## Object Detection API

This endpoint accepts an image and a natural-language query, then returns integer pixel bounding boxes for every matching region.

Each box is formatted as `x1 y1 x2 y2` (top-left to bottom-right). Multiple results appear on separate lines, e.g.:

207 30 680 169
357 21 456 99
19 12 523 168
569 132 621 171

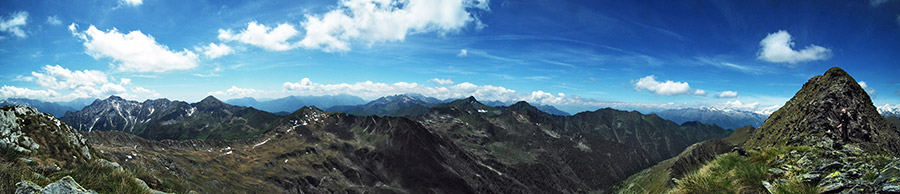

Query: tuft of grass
773 178 820 194
49 160 150 194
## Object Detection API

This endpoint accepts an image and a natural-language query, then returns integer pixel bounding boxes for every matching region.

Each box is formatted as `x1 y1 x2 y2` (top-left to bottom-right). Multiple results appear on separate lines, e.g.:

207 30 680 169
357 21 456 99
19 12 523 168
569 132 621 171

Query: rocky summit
745 67 900 155
619 67 900 194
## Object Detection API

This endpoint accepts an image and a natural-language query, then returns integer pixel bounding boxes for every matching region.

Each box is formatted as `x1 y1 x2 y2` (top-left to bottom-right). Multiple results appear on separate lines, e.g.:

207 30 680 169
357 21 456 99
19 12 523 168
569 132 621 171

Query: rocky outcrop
745 67 900 156
1 106 93 165
15 176 98 194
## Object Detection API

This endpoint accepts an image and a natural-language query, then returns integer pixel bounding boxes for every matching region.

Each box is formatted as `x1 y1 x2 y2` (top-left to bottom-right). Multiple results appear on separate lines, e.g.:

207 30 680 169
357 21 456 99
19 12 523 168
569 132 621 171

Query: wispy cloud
0 11 29 38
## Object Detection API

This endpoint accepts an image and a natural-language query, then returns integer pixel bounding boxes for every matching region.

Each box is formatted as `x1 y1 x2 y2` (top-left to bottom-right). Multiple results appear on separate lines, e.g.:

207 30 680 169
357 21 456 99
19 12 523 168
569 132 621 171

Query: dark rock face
61 96 278 140
745 67 900 155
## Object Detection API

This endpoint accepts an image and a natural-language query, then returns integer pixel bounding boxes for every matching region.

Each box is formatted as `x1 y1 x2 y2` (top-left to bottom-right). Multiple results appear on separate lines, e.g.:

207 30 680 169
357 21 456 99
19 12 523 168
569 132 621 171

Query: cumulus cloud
218 0 489 52
693 89 707 96
208 86 264 99
0 86 61 100
120 0 142 6
723 100 759 109
3 65 152 101
46 15 61 25
457 49 468 57
196 42 234 59
757 30 831 64
30 65 110 90
218 22 299 51
632 75 705 96
70 24 199 72
297 0 489 52
0 11 28 38
718 91 738 98
429 78 454 85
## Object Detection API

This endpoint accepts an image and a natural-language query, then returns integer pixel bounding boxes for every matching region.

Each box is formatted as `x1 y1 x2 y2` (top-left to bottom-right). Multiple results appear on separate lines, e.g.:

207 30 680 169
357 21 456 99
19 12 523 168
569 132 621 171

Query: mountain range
225 94 366 114
653 107 768 130
0 98 95 117
327 93 572 116
61 96 278 140
3 92 733 193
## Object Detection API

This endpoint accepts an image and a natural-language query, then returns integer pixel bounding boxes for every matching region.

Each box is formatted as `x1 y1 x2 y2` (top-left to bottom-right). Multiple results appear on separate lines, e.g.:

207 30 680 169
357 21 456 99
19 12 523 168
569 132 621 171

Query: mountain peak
744 67 900 155
105 95 126 102
195 95 228 109
508 101 539 112
465 96 477 103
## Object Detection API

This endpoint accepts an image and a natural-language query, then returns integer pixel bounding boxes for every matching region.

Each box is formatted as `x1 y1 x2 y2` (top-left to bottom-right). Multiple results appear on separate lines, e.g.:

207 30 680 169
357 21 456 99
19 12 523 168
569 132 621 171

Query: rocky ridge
744 67 900 155
1 105 169 194
61 95 278 140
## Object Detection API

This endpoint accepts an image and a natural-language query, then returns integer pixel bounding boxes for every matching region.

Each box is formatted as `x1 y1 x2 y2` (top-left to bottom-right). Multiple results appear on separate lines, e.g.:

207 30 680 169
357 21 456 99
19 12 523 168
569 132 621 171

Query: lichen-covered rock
0 105 93 165
14 181 42 194
15 176 98 194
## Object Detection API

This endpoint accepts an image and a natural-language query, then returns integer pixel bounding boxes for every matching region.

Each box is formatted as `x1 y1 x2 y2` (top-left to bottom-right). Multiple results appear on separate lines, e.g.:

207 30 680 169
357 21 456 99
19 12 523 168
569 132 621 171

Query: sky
0 0 899 114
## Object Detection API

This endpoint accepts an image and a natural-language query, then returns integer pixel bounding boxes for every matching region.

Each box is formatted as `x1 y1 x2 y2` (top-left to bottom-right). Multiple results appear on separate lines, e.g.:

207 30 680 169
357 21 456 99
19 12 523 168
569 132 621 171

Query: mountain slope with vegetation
1 105 170 193
619 67 900 194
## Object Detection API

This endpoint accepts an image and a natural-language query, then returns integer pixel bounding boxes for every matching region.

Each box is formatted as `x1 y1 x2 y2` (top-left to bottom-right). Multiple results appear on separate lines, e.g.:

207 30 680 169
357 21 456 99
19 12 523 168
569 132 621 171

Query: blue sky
1 0 899 114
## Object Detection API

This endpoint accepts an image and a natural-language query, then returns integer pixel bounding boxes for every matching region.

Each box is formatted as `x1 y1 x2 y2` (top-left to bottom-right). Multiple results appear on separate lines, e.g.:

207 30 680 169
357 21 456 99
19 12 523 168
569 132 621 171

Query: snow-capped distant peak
878 104 900 117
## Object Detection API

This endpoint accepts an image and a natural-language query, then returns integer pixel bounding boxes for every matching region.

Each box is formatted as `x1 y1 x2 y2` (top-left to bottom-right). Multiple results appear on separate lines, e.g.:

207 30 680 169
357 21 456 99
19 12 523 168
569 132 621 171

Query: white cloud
30 65 109 90
0 86 60 100
757 30 831 64
72 25 199 72
723 100 759 109
0 11 28 38
120 0 143 6
457 49 468 57
209 86 265 99
218 22 299 51
693 89 707 96
17 65 135 100
859 81 876 97
429 78 454 85
296 0 490 52
196 42 234 59
718 91 738 98
632 75 704 96
46 15 61 25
